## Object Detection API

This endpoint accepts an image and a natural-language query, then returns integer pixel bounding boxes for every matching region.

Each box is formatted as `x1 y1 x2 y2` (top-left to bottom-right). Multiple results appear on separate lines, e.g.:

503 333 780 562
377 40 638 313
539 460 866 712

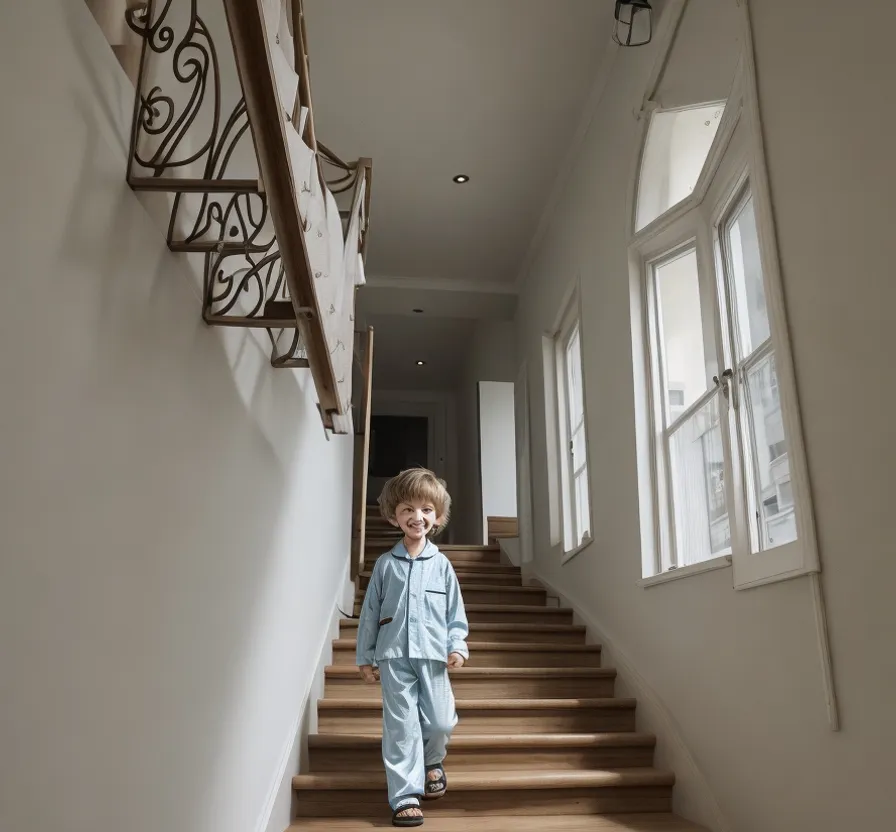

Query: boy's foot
423 765 447 800
392 798 424 827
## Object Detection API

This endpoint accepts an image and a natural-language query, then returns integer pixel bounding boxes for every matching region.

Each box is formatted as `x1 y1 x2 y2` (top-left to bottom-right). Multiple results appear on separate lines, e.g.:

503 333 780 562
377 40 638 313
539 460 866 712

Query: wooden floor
290 519 705 830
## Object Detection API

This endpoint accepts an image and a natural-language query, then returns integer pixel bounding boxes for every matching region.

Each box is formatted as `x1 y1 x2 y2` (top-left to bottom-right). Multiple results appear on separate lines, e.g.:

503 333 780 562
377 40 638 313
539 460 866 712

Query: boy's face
390 497 444 542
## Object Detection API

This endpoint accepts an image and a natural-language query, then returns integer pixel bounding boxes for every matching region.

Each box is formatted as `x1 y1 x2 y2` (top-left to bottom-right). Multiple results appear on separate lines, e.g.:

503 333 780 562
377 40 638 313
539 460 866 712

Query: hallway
3 2 895 832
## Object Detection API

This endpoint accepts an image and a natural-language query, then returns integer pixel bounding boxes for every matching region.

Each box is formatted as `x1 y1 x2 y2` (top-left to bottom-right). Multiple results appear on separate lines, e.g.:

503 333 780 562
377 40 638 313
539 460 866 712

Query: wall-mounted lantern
613 0 653 47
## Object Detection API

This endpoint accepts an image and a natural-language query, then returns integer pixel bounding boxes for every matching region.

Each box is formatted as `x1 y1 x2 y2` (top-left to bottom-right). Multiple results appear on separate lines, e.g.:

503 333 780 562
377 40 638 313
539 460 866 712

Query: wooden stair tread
339 621 583 634
288 815 706 831
333 640 600 653
359 569 522 580
364 542 500 551
325 666 612 679
319 698 636 711
294 767 674 791
309 732 655 749
465 604 567 613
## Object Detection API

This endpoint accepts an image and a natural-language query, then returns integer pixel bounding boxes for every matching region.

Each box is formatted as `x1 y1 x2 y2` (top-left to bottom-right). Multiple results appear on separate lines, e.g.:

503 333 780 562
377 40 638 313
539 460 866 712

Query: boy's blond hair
378 468 451 537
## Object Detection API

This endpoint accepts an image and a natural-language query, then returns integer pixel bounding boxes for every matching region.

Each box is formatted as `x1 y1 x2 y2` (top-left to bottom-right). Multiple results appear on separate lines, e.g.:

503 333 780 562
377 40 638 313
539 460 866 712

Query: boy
356 468 469 827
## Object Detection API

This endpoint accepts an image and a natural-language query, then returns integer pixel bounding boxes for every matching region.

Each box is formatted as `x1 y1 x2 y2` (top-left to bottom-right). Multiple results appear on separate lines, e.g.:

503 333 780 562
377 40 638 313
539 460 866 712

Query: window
634 67 819 589
719 191 797 559
555 299 592 556
646 245 728 569
636 103 726 231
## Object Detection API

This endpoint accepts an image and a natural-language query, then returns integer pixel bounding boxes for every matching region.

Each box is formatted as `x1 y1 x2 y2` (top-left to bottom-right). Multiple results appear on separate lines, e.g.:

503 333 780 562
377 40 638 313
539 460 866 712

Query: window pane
637 103 726 230
574 469 591 545
668 392 730 566
725 192 770 358
655 249 709 424
565 327 584 424
743 351 797 552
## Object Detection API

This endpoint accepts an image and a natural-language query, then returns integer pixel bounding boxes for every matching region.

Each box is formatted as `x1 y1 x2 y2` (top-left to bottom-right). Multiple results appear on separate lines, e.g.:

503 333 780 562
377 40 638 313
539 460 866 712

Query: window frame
554 291 594 561
710 167 817 588
632 61 820 589
641 224 731 575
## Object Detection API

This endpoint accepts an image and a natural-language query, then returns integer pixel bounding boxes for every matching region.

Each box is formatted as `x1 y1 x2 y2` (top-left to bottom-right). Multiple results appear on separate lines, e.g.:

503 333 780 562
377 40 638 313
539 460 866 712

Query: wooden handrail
222 0 340 417
350 327 375 579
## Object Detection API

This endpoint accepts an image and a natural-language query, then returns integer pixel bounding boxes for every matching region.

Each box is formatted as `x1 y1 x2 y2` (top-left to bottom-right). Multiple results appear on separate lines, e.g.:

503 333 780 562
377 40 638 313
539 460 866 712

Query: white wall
454 321 517 543
478 381 518 542
0 5 354 832
517 1 896 830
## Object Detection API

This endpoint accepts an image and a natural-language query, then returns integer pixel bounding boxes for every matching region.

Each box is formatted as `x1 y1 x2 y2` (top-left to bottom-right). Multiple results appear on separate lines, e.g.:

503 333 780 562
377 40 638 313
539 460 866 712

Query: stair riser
360 573 523 589
362 562 523 575
466 609 574 625
294 786 671 817
347 610 572 626
354 589 546 610
366 550 502 565
318 709 636 735
339 624 586 644
310 746 654 772
324 676 615 699
332 648 602 668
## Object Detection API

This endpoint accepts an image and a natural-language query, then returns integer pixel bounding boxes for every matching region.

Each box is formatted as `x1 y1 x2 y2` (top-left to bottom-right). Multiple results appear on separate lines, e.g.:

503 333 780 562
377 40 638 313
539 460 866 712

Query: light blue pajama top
355 540 470 667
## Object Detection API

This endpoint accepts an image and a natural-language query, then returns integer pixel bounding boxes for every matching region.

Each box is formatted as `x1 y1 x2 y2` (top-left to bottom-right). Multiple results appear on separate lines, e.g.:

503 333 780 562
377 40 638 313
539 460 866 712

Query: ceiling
364 314 477 390
304 0 614 290
302 1 616 390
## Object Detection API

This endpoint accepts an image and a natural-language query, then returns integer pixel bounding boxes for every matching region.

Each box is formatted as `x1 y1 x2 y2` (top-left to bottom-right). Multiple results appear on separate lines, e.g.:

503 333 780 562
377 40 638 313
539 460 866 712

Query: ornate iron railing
124 0 371 431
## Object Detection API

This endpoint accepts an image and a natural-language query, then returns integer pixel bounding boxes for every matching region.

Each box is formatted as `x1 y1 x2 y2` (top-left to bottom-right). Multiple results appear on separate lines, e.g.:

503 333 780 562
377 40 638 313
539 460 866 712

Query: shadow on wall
1 4 353 832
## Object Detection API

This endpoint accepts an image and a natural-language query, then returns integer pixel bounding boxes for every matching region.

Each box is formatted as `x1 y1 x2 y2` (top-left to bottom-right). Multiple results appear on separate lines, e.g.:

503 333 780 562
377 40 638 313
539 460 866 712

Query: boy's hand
359 665 380 683
447 652 465 669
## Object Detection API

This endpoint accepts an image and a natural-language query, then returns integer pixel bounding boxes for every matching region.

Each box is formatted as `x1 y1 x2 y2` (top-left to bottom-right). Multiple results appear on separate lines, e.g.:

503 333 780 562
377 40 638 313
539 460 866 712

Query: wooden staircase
289 516 706 831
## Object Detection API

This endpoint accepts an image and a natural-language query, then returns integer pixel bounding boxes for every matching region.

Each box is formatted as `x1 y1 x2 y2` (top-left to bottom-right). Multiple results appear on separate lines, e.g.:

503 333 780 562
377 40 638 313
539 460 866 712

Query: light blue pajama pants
379 658 458 810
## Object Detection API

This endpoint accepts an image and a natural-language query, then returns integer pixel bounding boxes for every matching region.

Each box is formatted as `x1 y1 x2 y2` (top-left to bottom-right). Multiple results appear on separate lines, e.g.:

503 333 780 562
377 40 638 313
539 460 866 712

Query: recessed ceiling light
416 360 426 366
452 174 470 184
412 308 424 314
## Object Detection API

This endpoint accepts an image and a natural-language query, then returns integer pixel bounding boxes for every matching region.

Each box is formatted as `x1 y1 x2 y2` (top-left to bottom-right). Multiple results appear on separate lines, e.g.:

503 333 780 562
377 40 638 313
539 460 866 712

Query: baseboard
255 563 355 832
526 569 732 832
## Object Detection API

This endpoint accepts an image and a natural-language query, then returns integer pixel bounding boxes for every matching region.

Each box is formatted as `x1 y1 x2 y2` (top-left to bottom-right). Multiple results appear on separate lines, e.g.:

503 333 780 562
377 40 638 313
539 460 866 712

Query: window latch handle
714 368 736 406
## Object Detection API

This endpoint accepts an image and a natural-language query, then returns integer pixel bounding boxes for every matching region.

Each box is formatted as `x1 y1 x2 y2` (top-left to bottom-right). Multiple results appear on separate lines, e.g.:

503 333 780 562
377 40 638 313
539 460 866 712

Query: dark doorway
369 415 429 477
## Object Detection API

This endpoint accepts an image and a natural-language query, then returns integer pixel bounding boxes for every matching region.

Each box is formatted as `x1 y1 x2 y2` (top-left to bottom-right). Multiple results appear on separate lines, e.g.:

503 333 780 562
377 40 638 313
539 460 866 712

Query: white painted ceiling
302 1 616 389
304 0 614 289
365 314 476 390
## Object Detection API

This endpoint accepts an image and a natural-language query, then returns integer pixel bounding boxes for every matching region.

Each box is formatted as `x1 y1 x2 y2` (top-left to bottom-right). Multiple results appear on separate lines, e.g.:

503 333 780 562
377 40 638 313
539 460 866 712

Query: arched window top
633 0 741 232
635 101 726 232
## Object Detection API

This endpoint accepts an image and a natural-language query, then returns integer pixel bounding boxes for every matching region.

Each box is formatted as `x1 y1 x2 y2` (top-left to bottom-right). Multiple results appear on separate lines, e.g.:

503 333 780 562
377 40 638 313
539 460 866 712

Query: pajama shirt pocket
424 587 447 633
